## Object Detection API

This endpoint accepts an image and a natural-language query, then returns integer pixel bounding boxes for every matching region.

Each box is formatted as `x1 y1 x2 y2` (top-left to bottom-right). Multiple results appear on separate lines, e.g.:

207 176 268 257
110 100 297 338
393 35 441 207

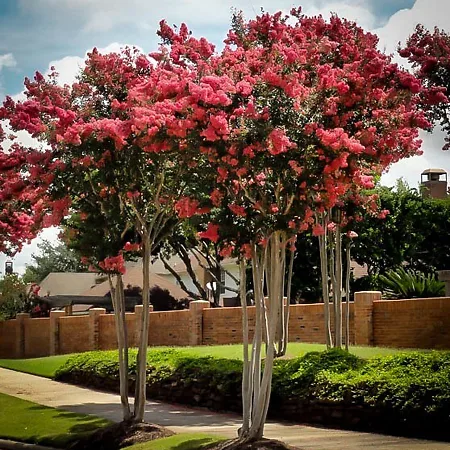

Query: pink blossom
312 223 325 237
229 204 247 216
175 197 201 218
267 128 295 155
123 242 141 252
198 223 220 243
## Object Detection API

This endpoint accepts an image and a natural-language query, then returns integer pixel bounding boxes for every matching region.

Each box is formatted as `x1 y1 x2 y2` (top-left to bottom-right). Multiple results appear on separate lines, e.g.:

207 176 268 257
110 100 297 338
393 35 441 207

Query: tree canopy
400 25 450 147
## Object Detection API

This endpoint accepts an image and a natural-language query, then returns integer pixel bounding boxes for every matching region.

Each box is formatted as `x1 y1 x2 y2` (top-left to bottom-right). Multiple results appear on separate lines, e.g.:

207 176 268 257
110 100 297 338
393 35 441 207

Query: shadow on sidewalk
58 400 243 428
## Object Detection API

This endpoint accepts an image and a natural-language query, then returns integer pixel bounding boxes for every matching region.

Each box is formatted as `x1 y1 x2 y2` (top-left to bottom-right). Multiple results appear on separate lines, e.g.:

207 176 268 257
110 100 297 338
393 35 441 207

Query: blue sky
1 0 450 274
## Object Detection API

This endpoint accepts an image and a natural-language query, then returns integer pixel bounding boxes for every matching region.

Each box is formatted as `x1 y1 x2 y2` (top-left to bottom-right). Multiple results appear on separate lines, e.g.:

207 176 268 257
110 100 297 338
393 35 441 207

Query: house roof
151 255 237 275
39 272 101 297
81 264 189 300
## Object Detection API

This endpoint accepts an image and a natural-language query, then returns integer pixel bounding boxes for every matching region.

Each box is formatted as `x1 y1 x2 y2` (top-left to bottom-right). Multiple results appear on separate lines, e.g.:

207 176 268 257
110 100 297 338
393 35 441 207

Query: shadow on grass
24 405 110 447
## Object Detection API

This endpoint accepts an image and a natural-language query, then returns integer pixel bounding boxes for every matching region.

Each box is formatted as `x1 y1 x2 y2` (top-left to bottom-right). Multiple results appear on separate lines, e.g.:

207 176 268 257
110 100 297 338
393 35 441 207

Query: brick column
354 291 380 346
134 304 154 347
89 308 106 351
16 313 30 358
189 300 210 346
49 310 66 355
437 270 450 297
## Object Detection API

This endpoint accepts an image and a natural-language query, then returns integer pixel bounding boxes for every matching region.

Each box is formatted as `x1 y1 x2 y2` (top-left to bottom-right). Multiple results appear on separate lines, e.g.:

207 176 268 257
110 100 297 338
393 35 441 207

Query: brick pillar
89 308 106 350
49 310 66 355
189 300 210 346
134 304 154 347
354 291 380 346
16 313 30 358
437 270 450 297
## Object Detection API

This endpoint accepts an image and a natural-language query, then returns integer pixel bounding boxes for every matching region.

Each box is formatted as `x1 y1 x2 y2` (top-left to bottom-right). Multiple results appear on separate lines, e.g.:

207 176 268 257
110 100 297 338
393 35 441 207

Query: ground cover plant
52 348 450 440
0 392 111 447
0 343 423 379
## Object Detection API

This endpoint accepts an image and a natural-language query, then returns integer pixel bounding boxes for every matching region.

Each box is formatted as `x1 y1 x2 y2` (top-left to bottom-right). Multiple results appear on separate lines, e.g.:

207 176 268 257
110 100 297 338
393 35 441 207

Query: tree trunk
345 240 351 351
239 232 287 442
334 225 343 349
239 259 251 437
318 213 332 348
108 274 131 421
134 233 151 422
276 244 294 357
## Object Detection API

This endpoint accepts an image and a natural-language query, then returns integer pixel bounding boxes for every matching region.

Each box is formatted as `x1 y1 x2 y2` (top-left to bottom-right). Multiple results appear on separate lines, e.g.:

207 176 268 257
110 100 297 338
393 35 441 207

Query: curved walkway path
0 368 447 449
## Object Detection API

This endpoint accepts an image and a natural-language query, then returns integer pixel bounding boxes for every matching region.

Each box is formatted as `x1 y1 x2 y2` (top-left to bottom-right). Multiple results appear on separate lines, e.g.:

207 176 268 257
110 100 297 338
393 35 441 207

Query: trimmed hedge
55 348 450 440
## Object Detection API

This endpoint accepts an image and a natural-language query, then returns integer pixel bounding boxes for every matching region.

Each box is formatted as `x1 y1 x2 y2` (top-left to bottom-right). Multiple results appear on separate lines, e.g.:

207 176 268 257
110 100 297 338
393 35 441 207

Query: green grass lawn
0 392 111 448
0 343 422 379
0 354 74 378
177 342 420 360
128 433 224 450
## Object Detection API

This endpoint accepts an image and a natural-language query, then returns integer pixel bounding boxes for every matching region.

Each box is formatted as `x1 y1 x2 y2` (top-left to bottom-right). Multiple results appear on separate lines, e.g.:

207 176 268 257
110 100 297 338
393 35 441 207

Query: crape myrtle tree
155 8 431 443
400 25 450 148
0 47 210 422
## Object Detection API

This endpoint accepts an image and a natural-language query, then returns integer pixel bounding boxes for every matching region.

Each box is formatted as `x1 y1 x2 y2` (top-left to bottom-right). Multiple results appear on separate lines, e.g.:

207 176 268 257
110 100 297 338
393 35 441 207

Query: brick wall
1 294 449 359
373 297 450 349
24 318 50 358
0 319 18 358
98 313 137 350
149 310 190 346
59 315 91 354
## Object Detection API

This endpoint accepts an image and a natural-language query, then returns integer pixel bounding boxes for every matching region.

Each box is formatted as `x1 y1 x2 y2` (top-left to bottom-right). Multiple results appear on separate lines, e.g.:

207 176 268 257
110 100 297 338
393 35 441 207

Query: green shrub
56 348 450 440
272 348 362 397
379 267 445 299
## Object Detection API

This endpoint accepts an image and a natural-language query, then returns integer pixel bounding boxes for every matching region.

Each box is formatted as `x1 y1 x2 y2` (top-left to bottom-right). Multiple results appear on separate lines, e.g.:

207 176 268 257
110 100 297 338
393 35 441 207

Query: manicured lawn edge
0 392 111 448
0 355 73 378
55 348 450 442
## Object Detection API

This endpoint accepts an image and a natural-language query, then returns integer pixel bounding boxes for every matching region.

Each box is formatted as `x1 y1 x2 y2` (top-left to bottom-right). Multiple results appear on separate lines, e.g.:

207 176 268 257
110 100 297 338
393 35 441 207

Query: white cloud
46 43 138 86
303 1 376 30
374 0 450 57
381 128 450 189
0 53 16 71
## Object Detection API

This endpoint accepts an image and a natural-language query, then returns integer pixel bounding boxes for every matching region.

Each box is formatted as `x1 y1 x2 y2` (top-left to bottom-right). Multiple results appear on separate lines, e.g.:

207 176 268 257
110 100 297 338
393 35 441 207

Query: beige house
38 272 101 297
151 256 240 306
81 263 188 300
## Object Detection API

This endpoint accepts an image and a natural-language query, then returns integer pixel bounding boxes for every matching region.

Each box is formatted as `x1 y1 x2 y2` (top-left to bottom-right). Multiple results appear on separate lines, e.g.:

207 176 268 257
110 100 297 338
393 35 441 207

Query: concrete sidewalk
0 368 447 449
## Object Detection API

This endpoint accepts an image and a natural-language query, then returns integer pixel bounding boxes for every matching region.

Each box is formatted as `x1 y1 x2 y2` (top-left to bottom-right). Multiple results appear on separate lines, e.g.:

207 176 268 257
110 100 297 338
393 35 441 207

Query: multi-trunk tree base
212 437 300 450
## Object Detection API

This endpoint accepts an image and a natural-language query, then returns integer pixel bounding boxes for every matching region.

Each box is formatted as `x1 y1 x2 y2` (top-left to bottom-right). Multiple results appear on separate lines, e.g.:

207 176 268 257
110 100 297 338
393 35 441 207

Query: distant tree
352 181 450 275
22 239 87 283
0 274 30 320
289 233 321 303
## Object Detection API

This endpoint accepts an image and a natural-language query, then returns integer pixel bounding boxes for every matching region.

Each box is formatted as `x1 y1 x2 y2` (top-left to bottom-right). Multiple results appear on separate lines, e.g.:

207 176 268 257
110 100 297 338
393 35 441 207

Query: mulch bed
67 420 174 449
208 438 301 449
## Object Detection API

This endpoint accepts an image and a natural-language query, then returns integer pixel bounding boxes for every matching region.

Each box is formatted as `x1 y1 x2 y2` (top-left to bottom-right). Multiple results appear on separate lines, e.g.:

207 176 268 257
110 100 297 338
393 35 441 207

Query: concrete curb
0 439 58 450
